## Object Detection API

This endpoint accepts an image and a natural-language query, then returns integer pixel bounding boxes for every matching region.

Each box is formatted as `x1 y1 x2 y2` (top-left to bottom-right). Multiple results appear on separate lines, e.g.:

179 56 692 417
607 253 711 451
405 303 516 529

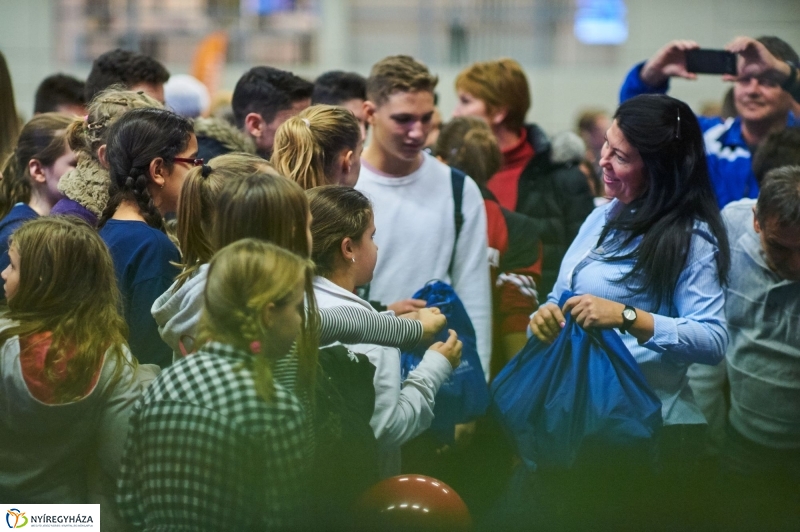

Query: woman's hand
431 329 462 369
529 303 566 344
563 294 654 343
562 294 625 329
641 40 700 86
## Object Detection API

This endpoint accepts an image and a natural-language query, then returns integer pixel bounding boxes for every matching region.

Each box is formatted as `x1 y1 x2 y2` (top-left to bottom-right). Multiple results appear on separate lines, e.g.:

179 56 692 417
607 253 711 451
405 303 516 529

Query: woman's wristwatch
619 305 637 334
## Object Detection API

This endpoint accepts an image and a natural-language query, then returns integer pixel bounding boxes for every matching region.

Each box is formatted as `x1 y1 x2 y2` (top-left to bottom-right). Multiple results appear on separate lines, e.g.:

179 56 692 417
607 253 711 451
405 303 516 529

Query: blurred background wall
1 0 798 134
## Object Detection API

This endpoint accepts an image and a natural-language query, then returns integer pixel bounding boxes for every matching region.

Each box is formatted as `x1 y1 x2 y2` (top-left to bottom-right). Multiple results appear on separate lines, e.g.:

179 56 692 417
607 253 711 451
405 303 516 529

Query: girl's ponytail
271 115 326 190
271 105 361 190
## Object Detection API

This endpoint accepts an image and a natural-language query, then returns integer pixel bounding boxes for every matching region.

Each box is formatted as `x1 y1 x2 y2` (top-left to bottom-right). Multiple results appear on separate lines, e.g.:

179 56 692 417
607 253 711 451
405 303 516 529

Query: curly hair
85 49 170 102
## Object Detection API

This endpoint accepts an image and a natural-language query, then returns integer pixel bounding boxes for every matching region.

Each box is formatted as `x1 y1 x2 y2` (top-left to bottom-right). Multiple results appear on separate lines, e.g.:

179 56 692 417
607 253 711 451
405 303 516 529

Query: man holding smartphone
619 36 798 208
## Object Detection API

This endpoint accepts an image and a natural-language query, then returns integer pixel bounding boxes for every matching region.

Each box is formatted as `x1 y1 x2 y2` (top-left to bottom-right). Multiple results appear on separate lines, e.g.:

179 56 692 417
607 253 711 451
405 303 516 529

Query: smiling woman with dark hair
532 94 730 416
528 95 731 523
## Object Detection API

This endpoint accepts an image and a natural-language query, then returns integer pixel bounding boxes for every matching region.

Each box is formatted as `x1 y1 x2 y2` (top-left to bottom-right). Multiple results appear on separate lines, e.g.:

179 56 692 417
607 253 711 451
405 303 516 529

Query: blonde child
118 239 312 530
0 217 157 503
271 104 363 189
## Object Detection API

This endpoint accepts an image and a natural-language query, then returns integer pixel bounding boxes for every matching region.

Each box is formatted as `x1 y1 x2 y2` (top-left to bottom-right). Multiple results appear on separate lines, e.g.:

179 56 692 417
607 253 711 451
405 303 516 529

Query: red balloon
352 474 472 532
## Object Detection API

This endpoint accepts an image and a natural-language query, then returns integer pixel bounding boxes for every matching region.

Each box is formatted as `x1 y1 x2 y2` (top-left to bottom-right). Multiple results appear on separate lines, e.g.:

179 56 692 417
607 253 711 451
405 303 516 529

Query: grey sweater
689 199 800 449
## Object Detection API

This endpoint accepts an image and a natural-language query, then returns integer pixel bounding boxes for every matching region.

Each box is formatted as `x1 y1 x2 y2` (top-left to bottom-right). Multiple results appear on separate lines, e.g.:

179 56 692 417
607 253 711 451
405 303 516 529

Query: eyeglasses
174 157 205 167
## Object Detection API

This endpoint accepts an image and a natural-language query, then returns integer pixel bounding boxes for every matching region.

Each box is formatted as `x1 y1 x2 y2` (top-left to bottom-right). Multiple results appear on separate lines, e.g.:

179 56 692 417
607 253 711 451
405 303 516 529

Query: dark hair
756 36 799 64
756 166 800 229
100 107 193 230
307 186 373 277
232 66 314 129
84 49 170 102
434 116 501 187
600 94 730 308
752 128 800 185
312 71 367 105
34 74 86 114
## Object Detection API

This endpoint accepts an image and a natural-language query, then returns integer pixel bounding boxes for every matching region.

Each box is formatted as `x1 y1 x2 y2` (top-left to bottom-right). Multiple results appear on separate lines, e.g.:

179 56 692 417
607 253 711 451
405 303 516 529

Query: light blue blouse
545 199 728 425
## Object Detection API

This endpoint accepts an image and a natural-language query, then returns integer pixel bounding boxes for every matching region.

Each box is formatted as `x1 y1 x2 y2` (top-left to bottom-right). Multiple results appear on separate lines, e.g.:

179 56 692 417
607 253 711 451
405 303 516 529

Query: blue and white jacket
620 62 798 209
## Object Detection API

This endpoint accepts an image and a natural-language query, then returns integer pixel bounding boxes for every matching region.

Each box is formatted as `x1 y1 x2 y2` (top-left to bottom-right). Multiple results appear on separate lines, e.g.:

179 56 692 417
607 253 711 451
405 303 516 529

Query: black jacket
514 125 595 302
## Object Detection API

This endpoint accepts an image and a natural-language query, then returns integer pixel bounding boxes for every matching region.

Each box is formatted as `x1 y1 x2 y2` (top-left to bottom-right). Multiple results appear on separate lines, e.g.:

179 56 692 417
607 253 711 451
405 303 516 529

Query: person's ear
340 236 356 263
261 302 276 329
149 157 166 189
244 113 265 139
28 159 46 184
490 107 508 127
363 100 377 126
97 144 109 169
341 149 354 176
753 206 762 234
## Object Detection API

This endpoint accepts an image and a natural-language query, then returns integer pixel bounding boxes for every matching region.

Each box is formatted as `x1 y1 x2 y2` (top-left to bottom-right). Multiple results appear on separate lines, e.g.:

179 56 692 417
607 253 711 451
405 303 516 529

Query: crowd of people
0 32 799 531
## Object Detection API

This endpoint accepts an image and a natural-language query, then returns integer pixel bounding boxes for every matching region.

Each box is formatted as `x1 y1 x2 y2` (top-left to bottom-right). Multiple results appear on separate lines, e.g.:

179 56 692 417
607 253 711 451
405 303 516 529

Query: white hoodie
151 265 210 362
313 276 453 477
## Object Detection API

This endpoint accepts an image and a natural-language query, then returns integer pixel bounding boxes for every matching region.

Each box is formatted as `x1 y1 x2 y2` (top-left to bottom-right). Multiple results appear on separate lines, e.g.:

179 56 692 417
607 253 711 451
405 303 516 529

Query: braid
128 169 165 231
233 307 275 402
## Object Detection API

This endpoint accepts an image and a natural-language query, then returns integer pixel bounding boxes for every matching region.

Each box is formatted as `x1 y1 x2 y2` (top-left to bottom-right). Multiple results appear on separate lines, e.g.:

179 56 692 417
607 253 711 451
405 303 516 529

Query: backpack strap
449 167 466 276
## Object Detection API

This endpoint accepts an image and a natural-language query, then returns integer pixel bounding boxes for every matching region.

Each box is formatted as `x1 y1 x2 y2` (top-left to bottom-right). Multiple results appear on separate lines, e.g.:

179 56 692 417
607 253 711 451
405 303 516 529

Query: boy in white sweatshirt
355 55 493 379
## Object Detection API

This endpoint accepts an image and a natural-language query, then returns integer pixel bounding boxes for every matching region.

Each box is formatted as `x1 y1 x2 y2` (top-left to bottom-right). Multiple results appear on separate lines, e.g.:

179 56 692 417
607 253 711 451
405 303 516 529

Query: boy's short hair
455 58 531 131
752 127 800 185
84 49 170 102
34 74 86 114
756 165 800 229
366 55 438 107
312 71 366 105
232 66 314 129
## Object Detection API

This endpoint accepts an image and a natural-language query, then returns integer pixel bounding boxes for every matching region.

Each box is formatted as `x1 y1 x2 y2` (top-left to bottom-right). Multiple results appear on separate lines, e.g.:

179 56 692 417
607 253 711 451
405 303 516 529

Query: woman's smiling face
599 120 647 204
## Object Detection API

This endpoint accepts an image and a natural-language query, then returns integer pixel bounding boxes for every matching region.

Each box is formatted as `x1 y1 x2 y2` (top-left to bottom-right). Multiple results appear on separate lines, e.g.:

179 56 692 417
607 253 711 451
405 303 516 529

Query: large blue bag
401 281 490 444
490 291 662 472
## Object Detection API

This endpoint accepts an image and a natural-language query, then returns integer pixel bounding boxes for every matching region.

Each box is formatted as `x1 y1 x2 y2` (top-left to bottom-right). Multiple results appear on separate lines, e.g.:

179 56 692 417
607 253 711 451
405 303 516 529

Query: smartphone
685 49 737 75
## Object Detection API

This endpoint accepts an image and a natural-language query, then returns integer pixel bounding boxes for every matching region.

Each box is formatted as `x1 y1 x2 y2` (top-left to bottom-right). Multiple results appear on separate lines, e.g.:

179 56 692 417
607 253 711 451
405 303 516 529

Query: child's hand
388 298 427 315
414 307 447 343
431 329 462 369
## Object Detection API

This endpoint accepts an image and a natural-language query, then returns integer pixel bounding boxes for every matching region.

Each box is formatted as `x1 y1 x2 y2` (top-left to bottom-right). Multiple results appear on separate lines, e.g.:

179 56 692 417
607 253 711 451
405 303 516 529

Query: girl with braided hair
50 87 162 225
118 239 313 531
99 107 197 367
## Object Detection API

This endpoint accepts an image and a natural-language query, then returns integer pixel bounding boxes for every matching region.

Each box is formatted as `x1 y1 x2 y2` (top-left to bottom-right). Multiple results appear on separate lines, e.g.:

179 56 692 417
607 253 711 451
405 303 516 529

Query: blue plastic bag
401 281 490 444
490 291 662 471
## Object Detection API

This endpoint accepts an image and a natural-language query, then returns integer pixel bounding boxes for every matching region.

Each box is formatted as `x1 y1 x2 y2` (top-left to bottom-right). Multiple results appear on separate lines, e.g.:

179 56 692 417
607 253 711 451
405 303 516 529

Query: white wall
1 0 798 133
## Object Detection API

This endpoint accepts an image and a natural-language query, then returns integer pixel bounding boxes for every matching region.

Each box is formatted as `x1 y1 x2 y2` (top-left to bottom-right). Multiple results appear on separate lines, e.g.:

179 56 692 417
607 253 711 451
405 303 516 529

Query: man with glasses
619 36 798 208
